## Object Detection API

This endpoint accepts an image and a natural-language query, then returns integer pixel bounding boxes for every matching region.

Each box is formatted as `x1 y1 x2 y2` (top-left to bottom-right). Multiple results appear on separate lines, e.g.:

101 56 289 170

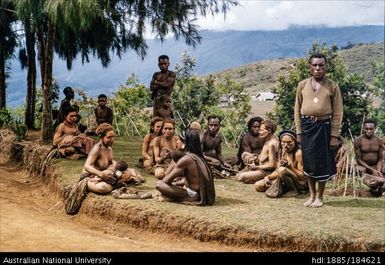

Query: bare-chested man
156 128 215 205
53 106 94 159
94 94 113 126
153 118 179 179
154 94 174 119
255 130 307 197
235 120 279 184
237 116 264 168
150 55 176 117
201 116 231 178
354 119 384 196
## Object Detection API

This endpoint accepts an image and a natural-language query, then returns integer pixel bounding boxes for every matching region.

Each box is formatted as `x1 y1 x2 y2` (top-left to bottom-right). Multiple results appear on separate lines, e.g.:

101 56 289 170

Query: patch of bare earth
0 160 253 252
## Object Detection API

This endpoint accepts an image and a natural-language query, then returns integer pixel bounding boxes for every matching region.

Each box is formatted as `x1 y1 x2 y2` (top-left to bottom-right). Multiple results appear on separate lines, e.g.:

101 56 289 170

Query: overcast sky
197 0 385 31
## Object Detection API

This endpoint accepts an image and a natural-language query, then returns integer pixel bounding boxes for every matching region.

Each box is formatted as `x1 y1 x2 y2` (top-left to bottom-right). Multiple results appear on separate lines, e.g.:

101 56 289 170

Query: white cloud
197 0 385 31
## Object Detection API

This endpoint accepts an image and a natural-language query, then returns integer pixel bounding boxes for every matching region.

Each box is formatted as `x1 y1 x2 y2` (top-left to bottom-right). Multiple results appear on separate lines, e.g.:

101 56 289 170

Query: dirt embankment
0 129 253 252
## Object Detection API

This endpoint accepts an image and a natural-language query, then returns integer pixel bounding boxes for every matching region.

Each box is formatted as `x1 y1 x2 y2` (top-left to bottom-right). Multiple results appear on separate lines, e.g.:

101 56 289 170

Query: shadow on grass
326 198 385 209
215 196 247 206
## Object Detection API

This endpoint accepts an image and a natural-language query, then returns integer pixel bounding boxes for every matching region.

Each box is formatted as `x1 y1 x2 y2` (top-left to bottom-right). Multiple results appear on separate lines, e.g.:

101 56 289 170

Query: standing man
150 55 176 117
294 53 343 208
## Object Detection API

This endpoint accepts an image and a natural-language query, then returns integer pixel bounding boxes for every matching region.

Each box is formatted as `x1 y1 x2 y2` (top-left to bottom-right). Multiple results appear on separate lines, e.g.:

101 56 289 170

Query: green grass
53 136 385 251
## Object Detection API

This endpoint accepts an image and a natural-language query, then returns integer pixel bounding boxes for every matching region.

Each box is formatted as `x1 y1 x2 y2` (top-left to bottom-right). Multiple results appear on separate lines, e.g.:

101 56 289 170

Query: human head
96 123 115 146
160 94 171 108
184 128 203 156
259 120 277 139
363 119 376 138
63 86 74 100
278 130 298 154
150 116 163 135
207 115 221 135
247 116 264 136
189 121 202 131
158 55 170 73
309 53 327 81
63 106 78 124
117 160 128 171
161 118 175 138
97 94 107 108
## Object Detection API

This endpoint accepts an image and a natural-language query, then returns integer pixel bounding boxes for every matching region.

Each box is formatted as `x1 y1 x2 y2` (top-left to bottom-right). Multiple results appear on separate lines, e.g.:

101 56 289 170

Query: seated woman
255 130 308 197
81 123 118 194
53 106 94 159
155 128 215 205
152 118 179 179
141 116 163 170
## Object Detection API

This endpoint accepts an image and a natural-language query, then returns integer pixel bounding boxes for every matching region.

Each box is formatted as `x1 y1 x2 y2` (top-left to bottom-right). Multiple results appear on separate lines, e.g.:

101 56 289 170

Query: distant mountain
6 25 384 107
210 42 384 95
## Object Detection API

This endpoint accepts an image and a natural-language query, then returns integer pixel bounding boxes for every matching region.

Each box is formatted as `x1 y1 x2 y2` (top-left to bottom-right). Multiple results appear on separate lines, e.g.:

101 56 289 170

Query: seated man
354 119 384 196
235 120 279 184
201 115 232 178
154 94 174 119
236 116 264 169
156 128 215 205
53 106 94 160
255 130 308 197
95 94 113 126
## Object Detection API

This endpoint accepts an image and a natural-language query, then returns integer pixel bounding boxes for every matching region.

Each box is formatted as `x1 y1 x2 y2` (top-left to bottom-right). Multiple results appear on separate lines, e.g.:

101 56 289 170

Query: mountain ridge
6 25 384 107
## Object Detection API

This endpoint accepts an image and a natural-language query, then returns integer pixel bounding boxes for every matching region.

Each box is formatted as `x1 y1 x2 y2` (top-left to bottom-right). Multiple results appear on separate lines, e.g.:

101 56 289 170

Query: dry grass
50 136 385 251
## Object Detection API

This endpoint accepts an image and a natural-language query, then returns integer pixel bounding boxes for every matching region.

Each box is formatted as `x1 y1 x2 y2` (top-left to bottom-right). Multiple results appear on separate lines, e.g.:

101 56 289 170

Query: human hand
330 136 339 150
223 162 231 169
264 176 271 186
280 159 290 167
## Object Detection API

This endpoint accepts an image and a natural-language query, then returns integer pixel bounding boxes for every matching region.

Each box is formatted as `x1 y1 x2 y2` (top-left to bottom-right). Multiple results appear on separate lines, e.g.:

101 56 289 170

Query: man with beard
255 130 307 197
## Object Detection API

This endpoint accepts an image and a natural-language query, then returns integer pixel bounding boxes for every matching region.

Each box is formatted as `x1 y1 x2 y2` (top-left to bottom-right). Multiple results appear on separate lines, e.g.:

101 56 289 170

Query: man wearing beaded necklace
294 53 343 208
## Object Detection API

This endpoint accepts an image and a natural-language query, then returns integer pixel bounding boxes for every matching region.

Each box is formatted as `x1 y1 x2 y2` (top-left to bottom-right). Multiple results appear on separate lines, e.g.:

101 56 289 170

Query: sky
196 0 385 31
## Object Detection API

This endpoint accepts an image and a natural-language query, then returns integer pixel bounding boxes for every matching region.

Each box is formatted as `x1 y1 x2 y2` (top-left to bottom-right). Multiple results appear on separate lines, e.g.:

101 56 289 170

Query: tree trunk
41 22 55 143
24 18 37 129
0 57 5 109
37 24 45 88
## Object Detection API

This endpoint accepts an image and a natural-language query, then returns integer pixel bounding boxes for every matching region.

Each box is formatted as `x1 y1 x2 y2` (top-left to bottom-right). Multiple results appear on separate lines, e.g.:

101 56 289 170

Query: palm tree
0 0 18 109
14 0 239 143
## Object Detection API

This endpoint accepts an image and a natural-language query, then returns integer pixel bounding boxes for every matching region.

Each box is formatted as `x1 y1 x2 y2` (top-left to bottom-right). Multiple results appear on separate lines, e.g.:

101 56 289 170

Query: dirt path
0 161 252 252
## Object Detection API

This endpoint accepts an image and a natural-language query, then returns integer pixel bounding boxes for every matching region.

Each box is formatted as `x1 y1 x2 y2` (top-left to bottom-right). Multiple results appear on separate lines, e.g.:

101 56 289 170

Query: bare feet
309 198 324 208
303 198 315 207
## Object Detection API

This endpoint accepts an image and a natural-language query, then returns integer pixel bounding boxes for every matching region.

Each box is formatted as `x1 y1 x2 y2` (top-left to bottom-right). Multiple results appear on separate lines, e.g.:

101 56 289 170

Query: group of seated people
53 87 385 209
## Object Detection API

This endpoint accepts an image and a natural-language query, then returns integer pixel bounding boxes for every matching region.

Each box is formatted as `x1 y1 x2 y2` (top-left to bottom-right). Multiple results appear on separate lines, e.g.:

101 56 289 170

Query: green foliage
0 108 27 141
109 75 152 137
269 42 371 137
172 53 250 146
34 79 60 129
372 61 385 134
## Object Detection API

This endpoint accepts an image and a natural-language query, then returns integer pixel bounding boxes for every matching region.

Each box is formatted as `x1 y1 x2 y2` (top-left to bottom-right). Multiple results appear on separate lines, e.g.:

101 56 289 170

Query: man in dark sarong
294 53 343 207
156 128 215 206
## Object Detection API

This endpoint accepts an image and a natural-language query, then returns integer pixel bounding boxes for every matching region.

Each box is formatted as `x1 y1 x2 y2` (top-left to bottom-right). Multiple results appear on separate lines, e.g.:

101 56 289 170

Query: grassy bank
51 135 385 251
